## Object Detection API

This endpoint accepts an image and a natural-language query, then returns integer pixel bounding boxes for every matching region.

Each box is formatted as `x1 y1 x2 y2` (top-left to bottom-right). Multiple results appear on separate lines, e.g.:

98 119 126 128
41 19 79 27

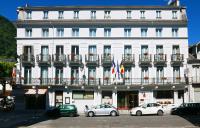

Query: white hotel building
15 2 190 112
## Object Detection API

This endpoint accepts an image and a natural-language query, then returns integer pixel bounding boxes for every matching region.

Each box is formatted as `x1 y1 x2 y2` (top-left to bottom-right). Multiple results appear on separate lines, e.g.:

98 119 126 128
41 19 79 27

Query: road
16 115 200 128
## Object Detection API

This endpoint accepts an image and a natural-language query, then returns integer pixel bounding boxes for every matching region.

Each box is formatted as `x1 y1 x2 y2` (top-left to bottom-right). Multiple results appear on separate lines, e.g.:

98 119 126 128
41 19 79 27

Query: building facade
16 2 190 112
188 42 200 103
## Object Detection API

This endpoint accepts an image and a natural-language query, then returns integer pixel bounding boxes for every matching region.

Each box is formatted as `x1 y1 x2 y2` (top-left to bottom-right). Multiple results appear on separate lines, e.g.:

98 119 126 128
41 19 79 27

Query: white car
130 103 164 116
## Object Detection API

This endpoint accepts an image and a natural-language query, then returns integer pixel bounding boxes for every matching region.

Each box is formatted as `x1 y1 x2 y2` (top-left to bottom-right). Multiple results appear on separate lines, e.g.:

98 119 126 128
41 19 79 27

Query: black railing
85 54 99 64
122 54 135 63
171 54 184 62
21 54 35 65
154 54 167 62
52 54 66 65
36 54 51 64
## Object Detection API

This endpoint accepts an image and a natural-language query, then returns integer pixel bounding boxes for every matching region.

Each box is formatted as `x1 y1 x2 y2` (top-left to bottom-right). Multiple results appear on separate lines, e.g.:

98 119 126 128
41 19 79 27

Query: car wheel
88 111 94 117
110 111 117 116
157 110 163 116
136 111 142 116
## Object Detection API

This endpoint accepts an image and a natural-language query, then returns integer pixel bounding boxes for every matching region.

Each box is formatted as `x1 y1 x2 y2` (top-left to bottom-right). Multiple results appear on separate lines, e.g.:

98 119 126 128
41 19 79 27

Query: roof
17 5 185 11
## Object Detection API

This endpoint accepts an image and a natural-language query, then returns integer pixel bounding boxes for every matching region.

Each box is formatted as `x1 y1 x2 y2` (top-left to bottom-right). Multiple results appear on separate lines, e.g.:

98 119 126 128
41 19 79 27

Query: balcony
139 54 152 66
121 54 135 67
20 54 35 66
85 54 99 67
52 54 66 66
101 54 113 67
171 54 184 66
16 77 188 86
154 54 167 66
68 54 83 67
36 54 51 66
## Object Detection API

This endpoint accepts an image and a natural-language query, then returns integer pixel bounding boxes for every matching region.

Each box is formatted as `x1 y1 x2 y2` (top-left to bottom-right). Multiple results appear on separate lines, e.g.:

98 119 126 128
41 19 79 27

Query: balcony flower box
144 77 149 80
161 77 167 80
89 77 95 80
104 77 109 80
176 77 181 80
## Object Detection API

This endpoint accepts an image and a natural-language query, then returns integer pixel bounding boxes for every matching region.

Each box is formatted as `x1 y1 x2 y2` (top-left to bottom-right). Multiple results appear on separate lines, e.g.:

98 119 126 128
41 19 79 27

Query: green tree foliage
0 15 16 59
0 62 15 77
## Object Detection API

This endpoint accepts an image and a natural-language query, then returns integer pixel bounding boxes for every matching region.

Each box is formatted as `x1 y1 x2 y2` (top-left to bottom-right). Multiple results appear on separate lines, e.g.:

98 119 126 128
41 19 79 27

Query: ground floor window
25 95 46 109
102 91 112 104
72 91 94 99
153 90 174 99
178 90 184 99
55 91 63 107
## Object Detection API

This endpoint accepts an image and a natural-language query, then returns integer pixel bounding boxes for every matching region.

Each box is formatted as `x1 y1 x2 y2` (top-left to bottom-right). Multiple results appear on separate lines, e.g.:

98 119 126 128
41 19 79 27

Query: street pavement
13 114 200 128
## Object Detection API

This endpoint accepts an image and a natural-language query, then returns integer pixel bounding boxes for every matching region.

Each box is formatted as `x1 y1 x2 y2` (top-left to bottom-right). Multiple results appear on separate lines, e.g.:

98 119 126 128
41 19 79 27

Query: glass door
89 45 97 62
55 67 63 85
71 67 79 85
156 67 164 83
71 46 79 61
88 68 96 85
124 45 132 61
41 67 48 85
124 68 131 85
104 46 111 62
141 45 148 61
24 67 31 84
41 46 49 62
141 67 149 84
56 45 63 61
24 46 33 61
173 67 180 83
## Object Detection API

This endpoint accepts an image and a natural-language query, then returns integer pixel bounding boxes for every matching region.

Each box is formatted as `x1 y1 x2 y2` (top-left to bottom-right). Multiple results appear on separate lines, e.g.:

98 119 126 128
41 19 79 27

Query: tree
0 15 16 59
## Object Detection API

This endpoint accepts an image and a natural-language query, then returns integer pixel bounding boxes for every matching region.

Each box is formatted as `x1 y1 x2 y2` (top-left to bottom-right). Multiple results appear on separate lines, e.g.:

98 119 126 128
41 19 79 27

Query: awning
25 89 47 95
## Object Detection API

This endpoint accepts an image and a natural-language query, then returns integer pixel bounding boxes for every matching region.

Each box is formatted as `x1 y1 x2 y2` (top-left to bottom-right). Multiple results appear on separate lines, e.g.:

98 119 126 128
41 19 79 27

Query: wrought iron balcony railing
171 54 184 62
20 54 35 66
68 54 82 67
36 54 51 65
85 54 99 67
121 54 135 66
52 54 66 66
15 77 188 86
101 54 113 67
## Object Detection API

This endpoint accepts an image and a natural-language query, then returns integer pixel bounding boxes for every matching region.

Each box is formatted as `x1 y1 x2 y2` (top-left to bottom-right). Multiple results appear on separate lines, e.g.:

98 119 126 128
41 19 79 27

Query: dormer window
43 11 48 19
156 11 161 19
140 11 145 19
127 11 132 19
58 11 64 19
74 11 79 19
26 11 32 19
91 11 96 19
104 11 111 19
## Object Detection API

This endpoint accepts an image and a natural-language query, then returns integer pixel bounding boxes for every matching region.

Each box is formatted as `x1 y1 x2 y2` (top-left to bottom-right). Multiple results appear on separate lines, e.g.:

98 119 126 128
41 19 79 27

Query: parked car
130 103 164 116
171 103 200 115
84 104 119 117
46 104 78 117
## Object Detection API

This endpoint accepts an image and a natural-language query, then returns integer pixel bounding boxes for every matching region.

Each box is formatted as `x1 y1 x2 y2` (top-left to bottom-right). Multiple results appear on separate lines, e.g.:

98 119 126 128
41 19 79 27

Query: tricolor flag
120 64 124 75
117 61 120 79
111 59 115 74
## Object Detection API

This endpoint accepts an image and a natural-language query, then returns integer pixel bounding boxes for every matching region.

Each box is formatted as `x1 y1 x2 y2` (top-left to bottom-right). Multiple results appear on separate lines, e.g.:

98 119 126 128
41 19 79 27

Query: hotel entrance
117 91 138 110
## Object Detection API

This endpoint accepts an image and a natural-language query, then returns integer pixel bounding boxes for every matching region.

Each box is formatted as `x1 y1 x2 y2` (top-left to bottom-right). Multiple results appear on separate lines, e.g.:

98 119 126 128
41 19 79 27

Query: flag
120 64 124 75
168 0 177 5
120 64 125 78
117 61 120 79
111 59 115 74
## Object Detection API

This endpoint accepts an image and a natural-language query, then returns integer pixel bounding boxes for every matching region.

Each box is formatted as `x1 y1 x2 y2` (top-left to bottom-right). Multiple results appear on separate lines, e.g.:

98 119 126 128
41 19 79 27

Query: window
57 28 64 37
104 28 111 37
24 66 32 84
141 67 149 84
72 28 79 37
156 28 162 37
55 67 63 85
127 11 131 19
91 11 96 19
172 11 177 19
124 28 131 37
104 11 111 19
173 67 180 83
156 67 164 83
154 91 173 99
74 11 79 19
140 11 145 19
41 66 48 85
42 28 49 37
156 11 161 19
72 91 94 99
178 90 184 99
141 28 148 37
25 28 32 37
43 11 48 19
26 11 32 19
58 11 64 19
89 28 96 37
172 28 178 37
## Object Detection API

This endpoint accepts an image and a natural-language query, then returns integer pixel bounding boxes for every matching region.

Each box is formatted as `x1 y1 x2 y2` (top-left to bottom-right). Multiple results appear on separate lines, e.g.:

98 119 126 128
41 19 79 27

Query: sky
0 0 199 45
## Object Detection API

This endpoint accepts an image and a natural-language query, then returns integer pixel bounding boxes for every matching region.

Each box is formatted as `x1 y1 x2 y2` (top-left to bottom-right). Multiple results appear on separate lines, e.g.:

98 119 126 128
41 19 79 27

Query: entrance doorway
117 91 138 110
